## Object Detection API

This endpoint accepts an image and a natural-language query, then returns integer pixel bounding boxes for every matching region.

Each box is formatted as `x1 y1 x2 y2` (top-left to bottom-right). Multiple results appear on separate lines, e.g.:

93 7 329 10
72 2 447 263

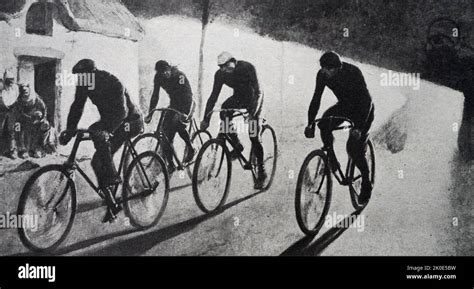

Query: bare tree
196 0 212 119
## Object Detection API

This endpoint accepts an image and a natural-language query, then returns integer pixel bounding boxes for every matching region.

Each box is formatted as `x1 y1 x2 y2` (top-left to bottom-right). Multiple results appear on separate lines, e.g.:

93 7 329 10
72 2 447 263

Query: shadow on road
82 191 265 256
76 182 193 214
280 208 365 256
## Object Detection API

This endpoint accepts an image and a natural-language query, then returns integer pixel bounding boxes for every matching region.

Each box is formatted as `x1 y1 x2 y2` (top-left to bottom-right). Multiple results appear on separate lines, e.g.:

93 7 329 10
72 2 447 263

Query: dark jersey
149 67 193 113
15 95 46 122
66 70 139 132
308 62 373 124
204 60 261 120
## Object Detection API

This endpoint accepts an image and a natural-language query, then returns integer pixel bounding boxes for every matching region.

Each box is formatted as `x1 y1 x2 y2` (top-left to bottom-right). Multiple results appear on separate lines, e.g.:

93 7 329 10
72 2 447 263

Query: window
26 2 53 36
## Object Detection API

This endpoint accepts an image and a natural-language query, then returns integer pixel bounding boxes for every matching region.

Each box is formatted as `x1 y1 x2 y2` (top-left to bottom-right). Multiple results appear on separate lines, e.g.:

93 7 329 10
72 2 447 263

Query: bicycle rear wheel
123 151 169 229
250 123 278 191
192 139 231 213
17 165 76 252
348 139 375 210
295 150 332 236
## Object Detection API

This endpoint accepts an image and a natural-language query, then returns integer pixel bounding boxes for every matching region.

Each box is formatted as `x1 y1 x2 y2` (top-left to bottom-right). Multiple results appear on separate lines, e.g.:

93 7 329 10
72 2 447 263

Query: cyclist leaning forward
146 60 196 173
304 51 375 204
200 52 267 189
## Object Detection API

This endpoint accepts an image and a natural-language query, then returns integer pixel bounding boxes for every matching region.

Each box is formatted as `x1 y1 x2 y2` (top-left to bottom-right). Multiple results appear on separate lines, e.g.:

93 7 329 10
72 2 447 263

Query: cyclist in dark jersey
200 52 266 189
305 51 375 204
59 59 143 223
146 60 195 172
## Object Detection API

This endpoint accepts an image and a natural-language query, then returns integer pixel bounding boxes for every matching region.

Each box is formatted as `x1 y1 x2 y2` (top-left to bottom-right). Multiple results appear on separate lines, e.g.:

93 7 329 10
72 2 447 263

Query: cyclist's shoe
254 167 268 190
229 143 244 160
183 147 196 164
358 178 372 205
102 203 123 223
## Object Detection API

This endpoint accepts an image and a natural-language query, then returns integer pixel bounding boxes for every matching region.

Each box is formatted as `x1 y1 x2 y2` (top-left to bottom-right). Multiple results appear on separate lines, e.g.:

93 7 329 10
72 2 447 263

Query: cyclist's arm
66 86 87 131
149 74 161 115
203 72 224 122
354 68 373 127
308 71 326 126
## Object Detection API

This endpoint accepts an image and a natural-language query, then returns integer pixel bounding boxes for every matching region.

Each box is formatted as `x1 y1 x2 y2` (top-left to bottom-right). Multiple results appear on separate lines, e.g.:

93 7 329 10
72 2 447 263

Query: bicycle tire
17 165 77 253
123 151 170 229
192 138 232 213
295 150 332 236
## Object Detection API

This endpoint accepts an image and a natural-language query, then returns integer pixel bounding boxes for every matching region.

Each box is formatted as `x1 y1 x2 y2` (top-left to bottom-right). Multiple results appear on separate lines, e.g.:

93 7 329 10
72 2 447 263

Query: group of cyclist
58 50 374 223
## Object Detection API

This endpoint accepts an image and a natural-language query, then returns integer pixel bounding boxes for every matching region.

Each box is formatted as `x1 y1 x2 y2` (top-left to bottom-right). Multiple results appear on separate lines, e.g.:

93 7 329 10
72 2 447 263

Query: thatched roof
1 0 145 41
58 0 145 41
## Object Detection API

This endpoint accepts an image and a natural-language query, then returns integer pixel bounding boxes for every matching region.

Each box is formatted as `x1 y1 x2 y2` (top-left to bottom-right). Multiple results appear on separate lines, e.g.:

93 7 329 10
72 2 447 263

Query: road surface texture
0 17 471 256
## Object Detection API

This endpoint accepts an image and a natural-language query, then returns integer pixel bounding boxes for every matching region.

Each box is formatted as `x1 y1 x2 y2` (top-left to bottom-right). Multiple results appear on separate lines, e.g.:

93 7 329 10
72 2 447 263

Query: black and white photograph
0 0 472 288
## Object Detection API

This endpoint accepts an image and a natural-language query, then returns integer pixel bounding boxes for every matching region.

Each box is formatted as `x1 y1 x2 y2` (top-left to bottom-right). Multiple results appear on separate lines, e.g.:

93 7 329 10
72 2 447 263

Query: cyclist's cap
320 51 343 69
217 51 235 66
73 59 96 74
155 60 170 72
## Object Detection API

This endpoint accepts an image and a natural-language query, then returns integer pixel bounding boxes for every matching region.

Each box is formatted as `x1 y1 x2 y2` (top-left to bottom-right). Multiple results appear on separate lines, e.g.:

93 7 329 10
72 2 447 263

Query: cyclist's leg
347 105 374 200
219 96 244 150
317 104 345 149
248 101 266 186
161 111 179 169
172 102 194 152
89 122 120 189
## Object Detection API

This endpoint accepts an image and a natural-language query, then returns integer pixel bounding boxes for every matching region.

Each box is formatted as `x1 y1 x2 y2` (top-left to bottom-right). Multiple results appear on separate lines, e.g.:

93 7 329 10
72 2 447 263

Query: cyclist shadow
75 182 194 214
280 208 365 256
71 191 265 256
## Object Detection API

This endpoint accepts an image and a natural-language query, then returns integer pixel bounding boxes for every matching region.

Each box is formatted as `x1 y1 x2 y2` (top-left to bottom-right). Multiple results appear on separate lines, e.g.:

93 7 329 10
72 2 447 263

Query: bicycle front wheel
17 165 76 253
192 139 231 213
123 151 169 229
251 123 278 191
295 150 332 236
185 130 212 178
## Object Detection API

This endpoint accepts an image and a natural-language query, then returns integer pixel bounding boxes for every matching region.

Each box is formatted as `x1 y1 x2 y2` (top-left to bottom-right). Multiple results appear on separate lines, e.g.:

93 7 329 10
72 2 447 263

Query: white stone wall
0 5 141 132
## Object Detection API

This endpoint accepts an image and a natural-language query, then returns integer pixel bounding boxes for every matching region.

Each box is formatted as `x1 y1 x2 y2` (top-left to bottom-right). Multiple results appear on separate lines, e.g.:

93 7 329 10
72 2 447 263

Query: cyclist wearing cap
59 59 143 223
200 52 267 189
305 51 375 204
146 60 195 171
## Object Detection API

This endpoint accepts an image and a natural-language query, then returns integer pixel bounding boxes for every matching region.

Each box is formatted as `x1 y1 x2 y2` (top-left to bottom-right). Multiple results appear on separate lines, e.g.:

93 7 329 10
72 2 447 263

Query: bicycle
131 104 212 179
17 123 170 252
295 116 375 236
192 109 278 213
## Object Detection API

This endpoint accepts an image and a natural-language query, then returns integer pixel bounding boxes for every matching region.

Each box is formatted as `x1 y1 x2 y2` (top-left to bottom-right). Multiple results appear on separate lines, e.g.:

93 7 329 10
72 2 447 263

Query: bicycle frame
312 116 358 186
59 130 153 207
148 107 204 170
208 109 260 179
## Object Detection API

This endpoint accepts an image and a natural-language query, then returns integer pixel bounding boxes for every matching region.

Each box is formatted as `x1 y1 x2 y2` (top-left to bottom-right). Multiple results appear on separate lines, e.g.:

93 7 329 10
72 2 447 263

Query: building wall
0 3 141 133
